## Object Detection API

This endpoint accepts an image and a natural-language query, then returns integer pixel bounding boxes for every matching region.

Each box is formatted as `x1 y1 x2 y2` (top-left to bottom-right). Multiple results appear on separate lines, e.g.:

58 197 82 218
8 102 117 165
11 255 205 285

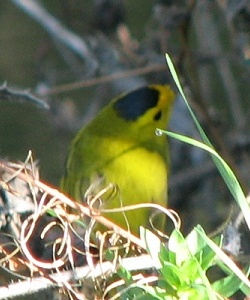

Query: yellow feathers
61 85 175 235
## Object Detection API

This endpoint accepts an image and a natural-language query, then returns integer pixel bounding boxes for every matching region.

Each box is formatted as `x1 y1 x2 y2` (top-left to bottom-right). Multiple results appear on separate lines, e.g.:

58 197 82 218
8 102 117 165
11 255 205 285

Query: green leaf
168 230 191 266
117 266 133 284
140 227 162 268
180 257 200 282
212 268 250 297
160 261 183 287
165 53 250 231
185 227 204 255
195 226 250 290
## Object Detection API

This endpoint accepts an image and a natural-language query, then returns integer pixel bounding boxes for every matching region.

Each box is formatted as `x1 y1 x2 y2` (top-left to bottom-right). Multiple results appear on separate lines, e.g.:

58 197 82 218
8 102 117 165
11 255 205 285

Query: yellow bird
61 85 175 235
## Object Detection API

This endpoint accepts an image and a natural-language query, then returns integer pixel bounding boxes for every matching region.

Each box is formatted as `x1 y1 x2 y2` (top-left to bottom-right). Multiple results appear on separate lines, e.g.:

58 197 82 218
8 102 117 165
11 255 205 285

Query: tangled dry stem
0 153 180 299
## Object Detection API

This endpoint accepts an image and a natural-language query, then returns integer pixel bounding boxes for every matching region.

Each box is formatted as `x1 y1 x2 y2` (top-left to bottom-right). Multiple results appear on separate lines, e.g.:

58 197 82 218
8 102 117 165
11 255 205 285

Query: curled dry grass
0 152 179 299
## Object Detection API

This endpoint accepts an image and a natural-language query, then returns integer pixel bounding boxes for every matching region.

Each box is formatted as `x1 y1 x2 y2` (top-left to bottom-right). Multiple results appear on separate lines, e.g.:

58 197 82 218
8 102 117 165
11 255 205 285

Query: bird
61 84 175 235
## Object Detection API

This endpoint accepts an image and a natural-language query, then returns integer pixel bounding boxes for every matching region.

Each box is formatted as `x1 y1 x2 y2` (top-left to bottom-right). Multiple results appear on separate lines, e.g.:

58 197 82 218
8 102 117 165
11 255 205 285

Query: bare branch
0 82 49 109
0 254 157 299
11 0 98 76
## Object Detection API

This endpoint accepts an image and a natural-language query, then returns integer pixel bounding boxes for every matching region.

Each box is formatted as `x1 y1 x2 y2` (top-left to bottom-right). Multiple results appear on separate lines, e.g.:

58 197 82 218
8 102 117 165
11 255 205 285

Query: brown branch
0 161 145 249
46 63 167 95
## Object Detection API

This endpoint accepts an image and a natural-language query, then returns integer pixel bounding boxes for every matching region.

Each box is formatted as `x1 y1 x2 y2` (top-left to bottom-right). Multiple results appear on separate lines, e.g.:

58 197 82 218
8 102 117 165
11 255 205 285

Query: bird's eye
154 110 162 121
